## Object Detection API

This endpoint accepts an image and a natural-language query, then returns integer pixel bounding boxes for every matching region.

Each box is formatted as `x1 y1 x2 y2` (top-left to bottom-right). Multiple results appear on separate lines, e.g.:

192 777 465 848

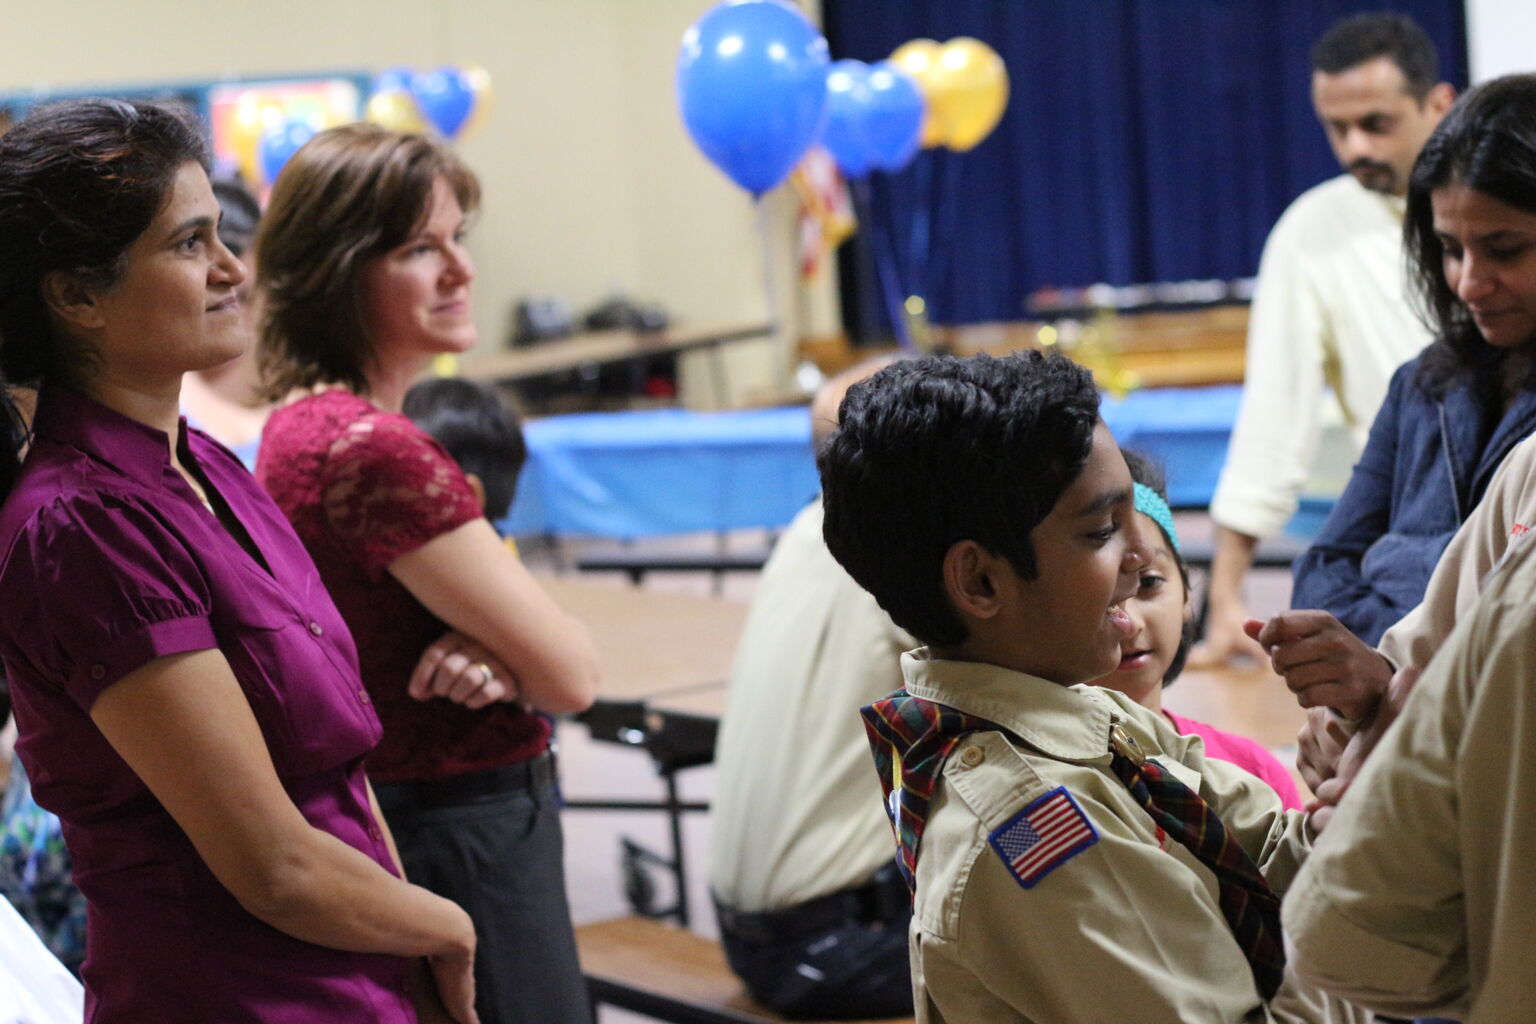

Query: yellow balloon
459 64 494 139
230 93 282 187
929 37 1009 152
889 39 946 148
366 90 427 134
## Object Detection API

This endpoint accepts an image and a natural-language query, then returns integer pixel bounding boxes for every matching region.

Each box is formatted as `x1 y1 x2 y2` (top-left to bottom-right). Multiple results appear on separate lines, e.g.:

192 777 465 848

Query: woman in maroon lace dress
252 124 600 1024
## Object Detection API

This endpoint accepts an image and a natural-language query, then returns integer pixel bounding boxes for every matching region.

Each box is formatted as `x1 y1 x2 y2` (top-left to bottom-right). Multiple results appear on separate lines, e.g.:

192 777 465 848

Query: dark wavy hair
255 124 480 401
819 351 1101 646
0 98 208 501
1406 74 1536 398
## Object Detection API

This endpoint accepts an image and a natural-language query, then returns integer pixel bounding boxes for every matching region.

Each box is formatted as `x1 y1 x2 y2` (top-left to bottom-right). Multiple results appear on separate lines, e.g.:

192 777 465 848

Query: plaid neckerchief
1108 725 1286 1001
860 689 1000 894
864 689 1287 1003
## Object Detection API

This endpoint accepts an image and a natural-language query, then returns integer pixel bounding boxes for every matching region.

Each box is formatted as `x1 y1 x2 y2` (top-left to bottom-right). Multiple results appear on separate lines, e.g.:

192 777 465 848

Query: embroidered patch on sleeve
988 786 1098 890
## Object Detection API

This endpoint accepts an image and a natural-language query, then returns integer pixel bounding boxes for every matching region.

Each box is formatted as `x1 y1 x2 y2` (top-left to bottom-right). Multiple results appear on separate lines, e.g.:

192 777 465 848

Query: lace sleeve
319 412 485 577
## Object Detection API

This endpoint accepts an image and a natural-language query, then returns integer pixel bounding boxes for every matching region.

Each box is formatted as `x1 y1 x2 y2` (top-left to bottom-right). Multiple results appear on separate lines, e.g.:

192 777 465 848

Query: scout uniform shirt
890 649 1368 1024
1285 524 1536 1023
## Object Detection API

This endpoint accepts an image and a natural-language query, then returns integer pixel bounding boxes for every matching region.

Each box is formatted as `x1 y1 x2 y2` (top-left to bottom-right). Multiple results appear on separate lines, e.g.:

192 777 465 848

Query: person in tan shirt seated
710 356 914 1020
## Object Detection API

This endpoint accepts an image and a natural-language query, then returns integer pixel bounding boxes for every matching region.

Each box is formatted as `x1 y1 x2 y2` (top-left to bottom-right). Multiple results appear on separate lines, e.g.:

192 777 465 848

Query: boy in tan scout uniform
817 352 1367 1024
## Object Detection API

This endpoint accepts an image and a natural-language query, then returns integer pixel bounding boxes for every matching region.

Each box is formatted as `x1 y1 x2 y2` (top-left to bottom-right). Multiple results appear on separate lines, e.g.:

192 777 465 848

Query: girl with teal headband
1089 450 1303 809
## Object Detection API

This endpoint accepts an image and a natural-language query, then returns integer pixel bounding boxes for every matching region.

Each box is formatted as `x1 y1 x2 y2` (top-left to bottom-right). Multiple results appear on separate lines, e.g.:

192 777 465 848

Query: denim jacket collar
1438 379 1536 519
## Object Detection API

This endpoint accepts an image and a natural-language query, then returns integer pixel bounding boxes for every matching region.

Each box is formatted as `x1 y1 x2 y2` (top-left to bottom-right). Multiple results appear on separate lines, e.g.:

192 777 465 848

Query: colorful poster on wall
208 78 361 191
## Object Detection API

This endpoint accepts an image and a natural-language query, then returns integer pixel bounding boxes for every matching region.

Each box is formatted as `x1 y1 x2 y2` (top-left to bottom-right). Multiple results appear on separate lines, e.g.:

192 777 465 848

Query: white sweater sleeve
1210 220 1330 539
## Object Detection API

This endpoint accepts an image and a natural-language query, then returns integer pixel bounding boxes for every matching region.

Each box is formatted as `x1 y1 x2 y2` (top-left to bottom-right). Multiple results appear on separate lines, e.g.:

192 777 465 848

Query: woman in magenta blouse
253 125 600 1024
0 100 477 1022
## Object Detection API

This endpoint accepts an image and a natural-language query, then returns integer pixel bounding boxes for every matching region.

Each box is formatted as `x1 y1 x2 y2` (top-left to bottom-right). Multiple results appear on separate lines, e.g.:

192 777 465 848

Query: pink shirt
0 388 413 1022
1164 710 1304 810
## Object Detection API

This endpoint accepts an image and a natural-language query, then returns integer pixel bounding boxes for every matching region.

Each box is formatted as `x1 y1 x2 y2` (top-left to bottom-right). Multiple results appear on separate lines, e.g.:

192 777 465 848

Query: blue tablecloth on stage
501 385 1263 538
1099 385 1242 509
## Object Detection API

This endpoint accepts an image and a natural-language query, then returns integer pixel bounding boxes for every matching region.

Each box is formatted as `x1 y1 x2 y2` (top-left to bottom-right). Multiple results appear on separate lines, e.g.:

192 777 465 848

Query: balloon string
852 178 915 351
926 149 959 323
910 150 933 305
754 194 791 394
881 168 912 330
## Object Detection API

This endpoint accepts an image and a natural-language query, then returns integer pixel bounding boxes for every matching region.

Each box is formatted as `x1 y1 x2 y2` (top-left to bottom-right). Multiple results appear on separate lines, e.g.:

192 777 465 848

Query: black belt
373 751 557 810
714 861 908 945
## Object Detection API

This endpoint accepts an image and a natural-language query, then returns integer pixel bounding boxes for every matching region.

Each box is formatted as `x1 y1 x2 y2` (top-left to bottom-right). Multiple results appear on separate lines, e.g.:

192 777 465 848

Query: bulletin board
0 72 369 186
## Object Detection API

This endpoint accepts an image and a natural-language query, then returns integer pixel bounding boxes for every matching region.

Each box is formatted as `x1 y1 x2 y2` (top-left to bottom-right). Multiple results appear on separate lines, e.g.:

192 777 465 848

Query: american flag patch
988 787 1098 889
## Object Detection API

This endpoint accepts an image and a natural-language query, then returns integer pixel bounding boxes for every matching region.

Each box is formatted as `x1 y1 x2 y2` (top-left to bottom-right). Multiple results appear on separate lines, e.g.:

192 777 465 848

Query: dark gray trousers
375 771 589 1024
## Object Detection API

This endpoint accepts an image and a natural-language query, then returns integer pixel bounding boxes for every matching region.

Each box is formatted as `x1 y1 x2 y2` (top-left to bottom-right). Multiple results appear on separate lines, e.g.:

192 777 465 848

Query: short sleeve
319 413 484 577
0 495 216 709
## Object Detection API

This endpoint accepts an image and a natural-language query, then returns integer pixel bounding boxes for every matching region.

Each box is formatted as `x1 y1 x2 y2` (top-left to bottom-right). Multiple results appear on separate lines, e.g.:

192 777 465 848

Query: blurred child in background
403 377 527 525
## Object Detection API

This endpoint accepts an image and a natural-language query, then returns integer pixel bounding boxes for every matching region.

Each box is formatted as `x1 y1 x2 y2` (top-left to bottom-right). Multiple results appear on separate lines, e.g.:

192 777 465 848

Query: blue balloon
259 119 316 185
819 60 925 179
863 62 924 173
820 60 874 179
373 66 414 97
411 67 475 139
676 0 830 196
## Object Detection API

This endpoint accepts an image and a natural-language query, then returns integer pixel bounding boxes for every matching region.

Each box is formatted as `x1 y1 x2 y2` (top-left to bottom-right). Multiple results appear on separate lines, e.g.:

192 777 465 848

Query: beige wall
2 0 840 406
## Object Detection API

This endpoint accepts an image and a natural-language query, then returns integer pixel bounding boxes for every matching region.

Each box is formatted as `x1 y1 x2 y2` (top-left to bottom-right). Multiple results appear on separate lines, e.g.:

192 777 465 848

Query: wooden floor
542 512 1302 1022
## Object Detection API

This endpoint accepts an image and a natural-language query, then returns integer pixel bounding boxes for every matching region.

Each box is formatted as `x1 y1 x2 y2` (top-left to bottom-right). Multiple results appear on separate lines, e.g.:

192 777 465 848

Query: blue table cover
502 406 819 538
1099 385 1241 509
501 385 1321 538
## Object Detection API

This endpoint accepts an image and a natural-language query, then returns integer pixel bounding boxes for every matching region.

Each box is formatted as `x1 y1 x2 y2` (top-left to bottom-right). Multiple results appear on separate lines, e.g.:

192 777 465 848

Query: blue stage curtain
823 0 1468 339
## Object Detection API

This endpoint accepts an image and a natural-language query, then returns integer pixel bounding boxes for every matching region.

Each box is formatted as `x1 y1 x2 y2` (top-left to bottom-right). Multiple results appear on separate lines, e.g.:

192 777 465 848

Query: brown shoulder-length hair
255 123 480 400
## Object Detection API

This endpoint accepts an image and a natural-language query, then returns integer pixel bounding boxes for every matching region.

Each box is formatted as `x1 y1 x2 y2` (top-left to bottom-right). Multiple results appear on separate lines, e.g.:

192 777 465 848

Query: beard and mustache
1347 157 1399 194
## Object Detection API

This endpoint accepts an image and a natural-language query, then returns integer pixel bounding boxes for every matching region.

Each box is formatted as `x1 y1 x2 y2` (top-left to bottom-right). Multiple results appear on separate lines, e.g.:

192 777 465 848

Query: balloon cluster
675 1 1010 194
234 65 494 190
890 38 1009 153
226 93 333 191
365 65 494 140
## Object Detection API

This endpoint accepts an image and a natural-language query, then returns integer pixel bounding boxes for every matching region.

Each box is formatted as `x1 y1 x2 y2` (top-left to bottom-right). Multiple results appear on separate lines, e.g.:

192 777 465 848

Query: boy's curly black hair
819 351 1101 646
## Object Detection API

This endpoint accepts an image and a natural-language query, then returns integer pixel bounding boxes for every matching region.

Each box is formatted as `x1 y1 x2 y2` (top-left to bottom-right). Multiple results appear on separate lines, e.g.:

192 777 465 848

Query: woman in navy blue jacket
1291 77 1536 645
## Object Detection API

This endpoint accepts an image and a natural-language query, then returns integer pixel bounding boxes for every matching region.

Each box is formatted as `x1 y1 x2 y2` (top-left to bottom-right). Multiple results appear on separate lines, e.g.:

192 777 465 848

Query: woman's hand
408 954 476 1024
409 631 520 709
1245 610 1393 720
1295 706 1353 793
428 943 479 1024
391 519 600 715
1306 665 1420 834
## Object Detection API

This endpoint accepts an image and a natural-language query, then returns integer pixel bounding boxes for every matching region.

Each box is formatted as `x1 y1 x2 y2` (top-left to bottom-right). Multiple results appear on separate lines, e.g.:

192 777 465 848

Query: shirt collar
1373 184 1408 220
899 648 1117 762
31 386 188 479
